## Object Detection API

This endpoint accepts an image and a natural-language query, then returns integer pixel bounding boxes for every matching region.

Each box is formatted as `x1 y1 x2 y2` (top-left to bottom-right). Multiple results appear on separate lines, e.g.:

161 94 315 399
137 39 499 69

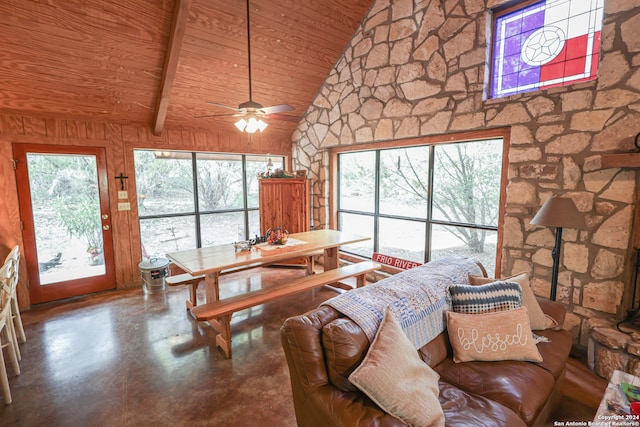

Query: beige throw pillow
349 306 445 427
446 307 543 363
469 272 557 330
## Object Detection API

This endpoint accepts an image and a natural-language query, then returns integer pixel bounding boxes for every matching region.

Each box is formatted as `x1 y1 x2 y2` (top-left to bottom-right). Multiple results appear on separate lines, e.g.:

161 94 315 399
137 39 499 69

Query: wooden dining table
166 229 370 356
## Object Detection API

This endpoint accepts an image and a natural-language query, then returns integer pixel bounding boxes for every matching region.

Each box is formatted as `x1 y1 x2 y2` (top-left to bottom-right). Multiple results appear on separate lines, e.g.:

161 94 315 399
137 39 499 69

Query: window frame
329 128 510 274
134 150 284 252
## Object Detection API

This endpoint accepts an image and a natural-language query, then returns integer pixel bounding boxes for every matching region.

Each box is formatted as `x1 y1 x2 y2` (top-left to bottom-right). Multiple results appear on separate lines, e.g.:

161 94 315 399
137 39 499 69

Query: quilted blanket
322 257 484 349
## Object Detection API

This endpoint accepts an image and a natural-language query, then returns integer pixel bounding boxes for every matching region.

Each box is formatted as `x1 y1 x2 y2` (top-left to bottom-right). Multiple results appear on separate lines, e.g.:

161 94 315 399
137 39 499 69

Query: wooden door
13 143 116 304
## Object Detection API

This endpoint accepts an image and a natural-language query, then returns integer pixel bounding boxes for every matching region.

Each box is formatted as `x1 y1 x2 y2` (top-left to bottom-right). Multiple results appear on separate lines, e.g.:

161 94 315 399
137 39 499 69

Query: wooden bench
190 261 381 357
165 273 204 309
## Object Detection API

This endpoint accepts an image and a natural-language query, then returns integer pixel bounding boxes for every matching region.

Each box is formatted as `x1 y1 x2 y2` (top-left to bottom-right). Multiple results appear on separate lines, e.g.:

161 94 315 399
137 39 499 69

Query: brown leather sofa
281 297 572 426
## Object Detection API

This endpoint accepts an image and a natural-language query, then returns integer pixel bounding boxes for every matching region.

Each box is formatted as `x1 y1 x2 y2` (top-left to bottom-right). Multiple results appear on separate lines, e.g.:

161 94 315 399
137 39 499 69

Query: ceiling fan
198 0 300 133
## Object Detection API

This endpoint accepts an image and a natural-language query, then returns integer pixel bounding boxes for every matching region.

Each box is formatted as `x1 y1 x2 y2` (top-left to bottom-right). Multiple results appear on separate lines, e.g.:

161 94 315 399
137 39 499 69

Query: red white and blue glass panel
491 0 604 99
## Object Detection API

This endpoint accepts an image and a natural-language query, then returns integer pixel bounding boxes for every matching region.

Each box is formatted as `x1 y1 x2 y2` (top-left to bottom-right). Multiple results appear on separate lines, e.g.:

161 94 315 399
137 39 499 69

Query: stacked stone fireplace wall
290 0 640 356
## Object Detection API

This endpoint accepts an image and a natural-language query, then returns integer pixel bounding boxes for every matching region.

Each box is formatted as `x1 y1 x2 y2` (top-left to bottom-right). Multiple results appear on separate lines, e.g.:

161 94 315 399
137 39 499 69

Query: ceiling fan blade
206 101 241 112
260 104 295 114
266 113 302 123
194 113 241 119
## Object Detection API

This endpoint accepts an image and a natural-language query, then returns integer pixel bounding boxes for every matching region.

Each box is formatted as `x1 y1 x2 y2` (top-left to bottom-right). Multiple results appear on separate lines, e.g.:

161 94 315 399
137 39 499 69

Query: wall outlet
118 202 131 211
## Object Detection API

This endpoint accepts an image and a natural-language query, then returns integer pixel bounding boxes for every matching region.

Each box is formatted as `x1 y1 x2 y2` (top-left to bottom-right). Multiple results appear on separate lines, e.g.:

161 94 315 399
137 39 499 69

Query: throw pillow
349 306 445 427
446 307 543 363
448 281 522 314
469 272 558 331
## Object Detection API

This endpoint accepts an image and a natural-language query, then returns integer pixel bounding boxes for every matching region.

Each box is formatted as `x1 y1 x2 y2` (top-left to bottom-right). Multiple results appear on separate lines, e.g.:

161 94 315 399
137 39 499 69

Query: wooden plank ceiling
0 0 373 143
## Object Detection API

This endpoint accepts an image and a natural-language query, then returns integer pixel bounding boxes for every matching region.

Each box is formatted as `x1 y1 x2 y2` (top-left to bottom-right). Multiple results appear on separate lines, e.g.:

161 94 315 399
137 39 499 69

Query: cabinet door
259 178 310 235
259 181 282 234
280 181 308 233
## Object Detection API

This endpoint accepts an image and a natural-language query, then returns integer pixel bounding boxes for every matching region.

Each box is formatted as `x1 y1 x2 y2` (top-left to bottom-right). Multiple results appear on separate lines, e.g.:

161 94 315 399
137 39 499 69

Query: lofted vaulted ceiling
0 0 373 143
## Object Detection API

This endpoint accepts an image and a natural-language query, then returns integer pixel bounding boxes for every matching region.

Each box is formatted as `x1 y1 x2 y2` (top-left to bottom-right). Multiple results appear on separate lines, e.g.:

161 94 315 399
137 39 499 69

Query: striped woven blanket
322 257 484 349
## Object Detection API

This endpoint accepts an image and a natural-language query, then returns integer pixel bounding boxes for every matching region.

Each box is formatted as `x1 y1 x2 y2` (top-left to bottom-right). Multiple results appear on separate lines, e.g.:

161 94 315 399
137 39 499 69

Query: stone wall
290 0 640 347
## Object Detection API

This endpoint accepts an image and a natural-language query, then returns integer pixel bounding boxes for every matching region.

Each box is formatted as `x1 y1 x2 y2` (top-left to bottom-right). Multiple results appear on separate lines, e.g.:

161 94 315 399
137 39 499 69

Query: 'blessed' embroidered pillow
446 307 543 363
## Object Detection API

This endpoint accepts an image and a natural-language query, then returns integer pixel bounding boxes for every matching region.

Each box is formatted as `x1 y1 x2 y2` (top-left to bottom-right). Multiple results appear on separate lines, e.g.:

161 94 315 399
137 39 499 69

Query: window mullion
241 155 249 240
192 152 202 248
425 145 435 263
373 150 381 255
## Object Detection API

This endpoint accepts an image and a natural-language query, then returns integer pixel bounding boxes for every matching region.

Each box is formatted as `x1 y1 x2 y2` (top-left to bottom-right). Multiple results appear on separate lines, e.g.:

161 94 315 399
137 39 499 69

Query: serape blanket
322 257 484 349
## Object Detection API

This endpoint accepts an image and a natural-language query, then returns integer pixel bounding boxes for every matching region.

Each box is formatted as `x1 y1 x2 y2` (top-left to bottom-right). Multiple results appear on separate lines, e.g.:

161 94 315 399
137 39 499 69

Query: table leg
324 247 338 271
204 272 233 358
205 272 220 303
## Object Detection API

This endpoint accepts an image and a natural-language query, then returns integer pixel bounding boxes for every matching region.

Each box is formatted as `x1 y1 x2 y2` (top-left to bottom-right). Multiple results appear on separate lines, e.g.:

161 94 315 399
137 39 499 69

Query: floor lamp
530 196 587 301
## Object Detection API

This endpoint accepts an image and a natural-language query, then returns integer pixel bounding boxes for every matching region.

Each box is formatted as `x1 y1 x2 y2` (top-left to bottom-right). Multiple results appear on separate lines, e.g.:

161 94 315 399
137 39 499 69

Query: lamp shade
530 196 587 229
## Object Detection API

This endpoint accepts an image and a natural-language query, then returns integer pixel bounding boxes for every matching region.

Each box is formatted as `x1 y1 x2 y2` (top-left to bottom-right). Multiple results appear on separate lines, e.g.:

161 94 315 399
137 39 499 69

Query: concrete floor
0 267 598 426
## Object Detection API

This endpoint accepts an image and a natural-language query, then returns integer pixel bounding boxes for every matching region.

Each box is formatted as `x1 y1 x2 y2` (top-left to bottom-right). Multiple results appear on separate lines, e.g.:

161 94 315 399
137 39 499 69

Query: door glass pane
201 212 246 246
134 151 194 215
339 151 376 212
140 216 196 258
379 218 425 263
338 212 373 258
379 147 429 218
432 140 502 227
430 224 497 276
196 153 243 211
26 153 105 284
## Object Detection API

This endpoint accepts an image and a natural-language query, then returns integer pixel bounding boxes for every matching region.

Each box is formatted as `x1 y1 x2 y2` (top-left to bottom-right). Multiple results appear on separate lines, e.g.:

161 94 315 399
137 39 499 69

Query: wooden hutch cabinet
258 178 311 235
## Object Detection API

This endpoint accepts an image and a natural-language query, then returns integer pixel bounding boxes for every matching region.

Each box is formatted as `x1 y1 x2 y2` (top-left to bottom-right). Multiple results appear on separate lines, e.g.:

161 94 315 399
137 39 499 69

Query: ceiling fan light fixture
236 115 267 133
235 118 248 132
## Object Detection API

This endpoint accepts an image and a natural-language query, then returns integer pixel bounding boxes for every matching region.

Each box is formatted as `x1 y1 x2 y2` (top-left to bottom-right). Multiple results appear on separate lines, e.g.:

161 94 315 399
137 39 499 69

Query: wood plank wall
0 113 290 309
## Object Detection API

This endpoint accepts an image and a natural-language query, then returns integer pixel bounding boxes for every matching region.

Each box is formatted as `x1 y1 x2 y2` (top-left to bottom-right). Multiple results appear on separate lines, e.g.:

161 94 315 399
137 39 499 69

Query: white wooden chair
4 246 25 344
0 262 20 404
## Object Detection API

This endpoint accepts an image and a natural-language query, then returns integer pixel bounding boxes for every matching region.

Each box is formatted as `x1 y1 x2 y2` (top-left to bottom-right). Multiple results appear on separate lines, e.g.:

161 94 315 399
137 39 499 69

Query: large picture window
490 0 604 99
337 139 504 275
133 150 283 258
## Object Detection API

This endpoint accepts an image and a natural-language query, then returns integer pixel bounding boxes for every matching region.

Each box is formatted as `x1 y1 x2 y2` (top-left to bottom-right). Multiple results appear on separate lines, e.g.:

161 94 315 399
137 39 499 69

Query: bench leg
212 315 232 358
203 272 232 358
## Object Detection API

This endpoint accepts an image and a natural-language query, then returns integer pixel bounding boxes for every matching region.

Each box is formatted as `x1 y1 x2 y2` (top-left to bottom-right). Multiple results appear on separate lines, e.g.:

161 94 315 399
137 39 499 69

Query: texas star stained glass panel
491 0 604 99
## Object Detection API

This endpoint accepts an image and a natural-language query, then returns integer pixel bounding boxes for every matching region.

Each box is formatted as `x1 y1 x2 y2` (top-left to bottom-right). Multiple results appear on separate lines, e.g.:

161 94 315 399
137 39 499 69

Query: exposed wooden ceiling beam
153 0 191 136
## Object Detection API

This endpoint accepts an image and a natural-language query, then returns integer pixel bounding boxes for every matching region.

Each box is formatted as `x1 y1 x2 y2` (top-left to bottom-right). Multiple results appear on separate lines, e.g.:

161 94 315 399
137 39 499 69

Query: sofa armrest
536 297 566 330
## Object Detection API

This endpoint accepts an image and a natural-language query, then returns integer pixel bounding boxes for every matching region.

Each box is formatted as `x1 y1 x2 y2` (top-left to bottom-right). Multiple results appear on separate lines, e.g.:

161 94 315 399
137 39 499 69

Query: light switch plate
118 191 128 199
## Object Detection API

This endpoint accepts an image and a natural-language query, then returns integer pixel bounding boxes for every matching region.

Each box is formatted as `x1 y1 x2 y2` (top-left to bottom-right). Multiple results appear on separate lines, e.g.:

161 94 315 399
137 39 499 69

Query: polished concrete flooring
0 267 600 426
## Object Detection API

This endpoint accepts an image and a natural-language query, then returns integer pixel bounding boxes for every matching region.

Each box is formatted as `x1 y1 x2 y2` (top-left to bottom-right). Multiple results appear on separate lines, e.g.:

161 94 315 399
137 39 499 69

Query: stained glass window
490 0 604 99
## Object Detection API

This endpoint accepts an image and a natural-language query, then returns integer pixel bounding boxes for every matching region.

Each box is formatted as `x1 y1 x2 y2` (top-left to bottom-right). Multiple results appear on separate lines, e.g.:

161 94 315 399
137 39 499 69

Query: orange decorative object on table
266 227 288 245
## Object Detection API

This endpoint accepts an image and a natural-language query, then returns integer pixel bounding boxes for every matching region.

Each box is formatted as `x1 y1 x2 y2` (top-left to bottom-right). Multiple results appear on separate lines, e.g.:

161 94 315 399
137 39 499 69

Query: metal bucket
139 257 170 293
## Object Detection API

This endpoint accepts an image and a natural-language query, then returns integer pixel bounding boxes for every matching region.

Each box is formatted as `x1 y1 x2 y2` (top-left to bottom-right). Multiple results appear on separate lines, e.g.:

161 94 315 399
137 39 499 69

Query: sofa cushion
349 307 445 426
322 318 368 392
418 332 450 368
439 381 526 427
446 308 543 363
434 358 556 425
449 281 522 314
469 272 557 330
534 327 573 380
